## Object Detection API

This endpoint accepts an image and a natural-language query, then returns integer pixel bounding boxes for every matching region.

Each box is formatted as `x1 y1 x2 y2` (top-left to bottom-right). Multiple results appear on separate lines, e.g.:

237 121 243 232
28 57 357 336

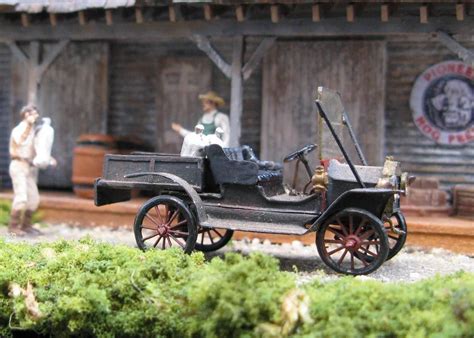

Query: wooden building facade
0 0 473 192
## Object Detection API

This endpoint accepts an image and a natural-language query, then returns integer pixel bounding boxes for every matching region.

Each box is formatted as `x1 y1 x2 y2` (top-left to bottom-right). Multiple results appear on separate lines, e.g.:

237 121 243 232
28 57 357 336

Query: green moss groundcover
0 238 473 337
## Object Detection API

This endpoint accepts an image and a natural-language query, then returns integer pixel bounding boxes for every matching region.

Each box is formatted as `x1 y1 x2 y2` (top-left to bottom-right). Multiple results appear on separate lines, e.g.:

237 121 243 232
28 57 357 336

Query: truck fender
307 188 395 233
124 172 210 227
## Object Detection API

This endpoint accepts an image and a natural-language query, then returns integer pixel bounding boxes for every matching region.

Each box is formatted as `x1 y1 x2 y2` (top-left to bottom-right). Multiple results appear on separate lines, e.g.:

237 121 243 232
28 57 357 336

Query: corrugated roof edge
0 0 136 13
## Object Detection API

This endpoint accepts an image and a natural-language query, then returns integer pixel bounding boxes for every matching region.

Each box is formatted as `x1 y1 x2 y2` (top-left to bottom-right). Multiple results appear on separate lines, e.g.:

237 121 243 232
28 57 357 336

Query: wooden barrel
72 134 117 199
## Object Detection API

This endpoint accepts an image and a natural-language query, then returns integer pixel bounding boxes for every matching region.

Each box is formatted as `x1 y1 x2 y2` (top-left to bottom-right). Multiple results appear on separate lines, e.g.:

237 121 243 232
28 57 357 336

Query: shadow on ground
204 249 331 274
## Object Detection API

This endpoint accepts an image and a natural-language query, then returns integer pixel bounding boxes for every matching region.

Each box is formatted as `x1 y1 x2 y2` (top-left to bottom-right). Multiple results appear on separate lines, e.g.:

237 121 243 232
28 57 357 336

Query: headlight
400 172 416 195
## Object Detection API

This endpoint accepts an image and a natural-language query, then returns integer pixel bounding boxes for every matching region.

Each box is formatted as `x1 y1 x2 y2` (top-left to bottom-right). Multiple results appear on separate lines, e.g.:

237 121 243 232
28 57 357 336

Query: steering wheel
283 144 318 163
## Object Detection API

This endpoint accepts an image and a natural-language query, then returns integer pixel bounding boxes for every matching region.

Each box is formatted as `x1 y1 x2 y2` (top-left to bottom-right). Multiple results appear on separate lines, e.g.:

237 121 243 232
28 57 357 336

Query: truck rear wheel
134 195 197 253
194 228 234 252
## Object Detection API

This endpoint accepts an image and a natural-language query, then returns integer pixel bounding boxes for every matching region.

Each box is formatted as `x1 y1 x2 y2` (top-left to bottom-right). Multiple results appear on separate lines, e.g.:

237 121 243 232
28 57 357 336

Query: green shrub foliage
0 238 473 337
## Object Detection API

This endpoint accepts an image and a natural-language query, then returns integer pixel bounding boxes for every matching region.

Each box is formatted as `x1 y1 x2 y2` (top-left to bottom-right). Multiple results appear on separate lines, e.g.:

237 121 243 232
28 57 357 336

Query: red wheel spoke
388 234 399 240
212 229 223 238
200 232 205 245
324 239 344 244
155 205 164 224
354 252 369 267
169 220 187 229
359 229 375 241
143 232 159 241
348 214 354 235
153 236 162 248
167 237 173 248
208 231 215 244
169 234 185 248
168 230 189 237
166 210 179 226
336 218 348 236
327 226 345 239
337 248 349 266
327 245 345 256
145 214 160 227
141 225 157 231
354 220 367 236
162 236 166 249
350 252 355 271
361 246 378 257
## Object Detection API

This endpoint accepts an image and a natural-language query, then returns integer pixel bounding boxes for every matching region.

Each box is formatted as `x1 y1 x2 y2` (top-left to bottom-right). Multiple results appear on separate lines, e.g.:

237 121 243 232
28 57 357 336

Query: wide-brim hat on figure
198 91 225 107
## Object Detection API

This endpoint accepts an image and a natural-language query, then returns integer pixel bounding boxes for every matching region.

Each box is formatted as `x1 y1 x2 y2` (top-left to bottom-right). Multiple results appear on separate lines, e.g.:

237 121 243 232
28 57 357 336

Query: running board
204 216 309 236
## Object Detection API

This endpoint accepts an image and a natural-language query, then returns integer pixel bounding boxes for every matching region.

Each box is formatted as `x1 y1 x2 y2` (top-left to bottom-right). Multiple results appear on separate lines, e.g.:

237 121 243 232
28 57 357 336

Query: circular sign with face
410 61 474 145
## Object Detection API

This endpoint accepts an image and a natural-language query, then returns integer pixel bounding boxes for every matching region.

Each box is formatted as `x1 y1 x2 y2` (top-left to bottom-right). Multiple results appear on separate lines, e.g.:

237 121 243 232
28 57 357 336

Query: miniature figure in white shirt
8 106 55 236
172 91 230 147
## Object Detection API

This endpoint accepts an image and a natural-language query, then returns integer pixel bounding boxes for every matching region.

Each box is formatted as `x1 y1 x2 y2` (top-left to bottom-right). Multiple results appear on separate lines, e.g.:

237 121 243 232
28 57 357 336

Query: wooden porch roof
0 1 135 13
0 0 472 13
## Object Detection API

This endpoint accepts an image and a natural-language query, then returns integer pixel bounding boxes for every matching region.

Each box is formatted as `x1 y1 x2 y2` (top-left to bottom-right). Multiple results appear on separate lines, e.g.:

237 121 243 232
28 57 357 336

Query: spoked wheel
195 227 234 252
316 208 389 275
384 211 407 260
134 195 197 253
357 211 408 262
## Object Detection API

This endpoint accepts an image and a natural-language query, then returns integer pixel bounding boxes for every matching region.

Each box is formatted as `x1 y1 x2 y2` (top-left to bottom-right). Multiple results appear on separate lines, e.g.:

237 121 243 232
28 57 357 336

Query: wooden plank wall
261 40 386 187
0 44 11 189
385 39 474 189
11 42 109 188
108 37 263 153
156 57 212 153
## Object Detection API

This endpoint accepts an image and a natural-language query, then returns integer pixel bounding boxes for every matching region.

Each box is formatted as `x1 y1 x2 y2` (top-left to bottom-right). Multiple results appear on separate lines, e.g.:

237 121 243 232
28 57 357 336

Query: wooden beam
420 5 428 24
229 36 244 147
78 11 86 26
105 9 113 26
49 13 57 27
21 13 29 28
28 41 40 104
381 4 389 22
6 41 29 63
346 4 355 22
37 40 69 80
135 7 144 24
169 5 176 22
270 5 279 23
312 4 321 22
0 18 474 41
204 4 212 21
456 3 465 21
169 5 184 22
235 5 245 22
242 37 276 81
190 35 231 79
437 30 474 66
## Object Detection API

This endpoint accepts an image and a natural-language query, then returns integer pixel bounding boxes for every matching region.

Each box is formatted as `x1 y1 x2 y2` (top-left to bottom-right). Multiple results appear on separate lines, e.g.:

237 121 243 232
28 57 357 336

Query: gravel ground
2 223 473 283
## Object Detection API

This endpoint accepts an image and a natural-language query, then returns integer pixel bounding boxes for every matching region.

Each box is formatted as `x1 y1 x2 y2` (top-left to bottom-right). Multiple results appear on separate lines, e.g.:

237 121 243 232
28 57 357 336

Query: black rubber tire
385 211 407 261
194 228 234 252
316 208 389 275
134 195 197 254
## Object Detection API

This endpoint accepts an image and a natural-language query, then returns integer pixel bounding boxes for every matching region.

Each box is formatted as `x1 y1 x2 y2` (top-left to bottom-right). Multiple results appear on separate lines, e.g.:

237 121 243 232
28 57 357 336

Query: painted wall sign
410 60 474 145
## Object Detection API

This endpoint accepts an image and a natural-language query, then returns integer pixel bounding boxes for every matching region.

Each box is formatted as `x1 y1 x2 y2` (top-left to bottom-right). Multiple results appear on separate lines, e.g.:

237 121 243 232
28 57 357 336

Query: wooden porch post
28 41 40 104
191 35 275 146
229 36 243 147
